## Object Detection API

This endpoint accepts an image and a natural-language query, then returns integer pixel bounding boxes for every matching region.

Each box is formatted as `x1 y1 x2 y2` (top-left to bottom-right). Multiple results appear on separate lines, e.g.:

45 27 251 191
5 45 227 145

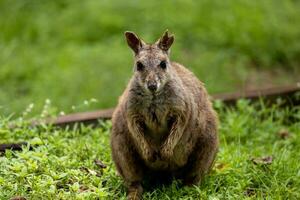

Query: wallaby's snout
147 82 157 92
147 80 158 93
145 71 160 93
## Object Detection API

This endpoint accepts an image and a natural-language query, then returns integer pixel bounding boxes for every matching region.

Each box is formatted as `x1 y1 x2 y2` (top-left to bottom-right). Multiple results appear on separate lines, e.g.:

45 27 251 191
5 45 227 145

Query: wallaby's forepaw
160 145 173 160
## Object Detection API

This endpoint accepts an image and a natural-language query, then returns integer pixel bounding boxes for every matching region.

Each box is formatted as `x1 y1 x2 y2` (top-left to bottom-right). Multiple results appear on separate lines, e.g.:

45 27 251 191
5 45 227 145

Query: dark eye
159 60 167 69
136 62 144 71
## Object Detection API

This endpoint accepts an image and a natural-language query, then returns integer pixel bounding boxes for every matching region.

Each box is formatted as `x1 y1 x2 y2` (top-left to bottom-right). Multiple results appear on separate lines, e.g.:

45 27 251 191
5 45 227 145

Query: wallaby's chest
141 100 171 145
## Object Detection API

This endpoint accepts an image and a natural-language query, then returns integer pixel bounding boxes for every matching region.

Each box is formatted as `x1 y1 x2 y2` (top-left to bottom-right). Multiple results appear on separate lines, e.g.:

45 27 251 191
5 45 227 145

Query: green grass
1 100 299 199
0 0 300 116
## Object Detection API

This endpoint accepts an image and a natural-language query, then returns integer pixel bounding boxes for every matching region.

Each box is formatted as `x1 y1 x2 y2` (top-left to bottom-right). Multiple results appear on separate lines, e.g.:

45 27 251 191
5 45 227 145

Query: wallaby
111 30 218 200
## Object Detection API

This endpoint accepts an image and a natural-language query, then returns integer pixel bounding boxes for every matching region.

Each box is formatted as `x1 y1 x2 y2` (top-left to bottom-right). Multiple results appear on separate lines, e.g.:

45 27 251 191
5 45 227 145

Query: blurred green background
0 0 299 116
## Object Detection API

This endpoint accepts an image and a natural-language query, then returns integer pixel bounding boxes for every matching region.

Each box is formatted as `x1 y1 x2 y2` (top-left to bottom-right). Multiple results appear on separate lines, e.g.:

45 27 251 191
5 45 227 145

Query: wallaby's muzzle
147 81 157 92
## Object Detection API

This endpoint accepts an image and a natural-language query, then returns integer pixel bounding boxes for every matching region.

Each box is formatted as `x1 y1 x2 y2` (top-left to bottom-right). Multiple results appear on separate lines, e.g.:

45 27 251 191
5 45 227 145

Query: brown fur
111 31 219 200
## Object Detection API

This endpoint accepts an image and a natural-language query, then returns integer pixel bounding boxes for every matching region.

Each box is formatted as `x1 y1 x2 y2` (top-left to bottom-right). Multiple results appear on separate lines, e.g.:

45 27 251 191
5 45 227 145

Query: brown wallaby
111 30 218 200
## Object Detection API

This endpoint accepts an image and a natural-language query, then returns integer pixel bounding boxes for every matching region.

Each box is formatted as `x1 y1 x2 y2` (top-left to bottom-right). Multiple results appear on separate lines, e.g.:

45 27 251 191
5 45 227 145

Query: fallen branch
213 83 300 105
3 83 300 152
50 83 300 126
0 142 29 153
9 83 300 128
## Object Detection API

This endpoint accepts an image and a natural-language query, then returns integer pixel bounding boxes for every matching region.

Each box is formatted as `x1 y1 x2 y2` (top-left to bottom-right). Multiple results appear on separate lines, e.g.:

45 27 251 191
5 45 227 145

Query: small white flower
71 105 76 110
84 100 89 105
45 99 51 105
59 111 65 116
90 98 98 103
42 110 48 116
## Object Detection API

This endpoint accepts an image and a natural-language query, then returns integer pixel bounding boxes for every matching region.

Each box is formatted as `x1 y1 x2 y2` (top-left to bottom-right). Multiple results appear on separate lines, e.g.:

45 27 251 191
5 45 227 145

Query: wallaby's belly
145 131 189 171
145 159 169 170
145 125 168 146
145 146 189 171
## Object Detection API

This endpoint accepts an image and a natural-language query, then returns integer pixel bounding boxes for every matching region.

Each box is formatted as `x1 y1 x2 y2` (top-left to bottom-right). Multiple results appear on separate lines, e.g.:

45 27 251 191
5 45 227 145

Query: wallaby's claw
160 146 173 160
145 149 158 162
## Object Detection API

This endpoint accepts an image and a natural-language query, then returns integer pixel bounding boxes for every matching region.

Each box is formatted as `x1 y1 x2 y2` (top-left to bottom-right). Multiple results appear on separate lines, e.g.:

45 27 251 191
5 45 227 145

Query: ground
1 100 299 199
0 0 300 116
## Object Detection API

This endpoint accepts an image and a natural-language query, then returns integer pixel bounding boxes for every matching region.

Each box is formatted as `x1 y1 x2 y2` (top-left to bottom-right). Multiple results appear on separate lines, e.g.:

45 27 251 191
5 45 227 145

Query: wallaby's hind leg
111 133 144 200
182 143 217 185
179 124 218 185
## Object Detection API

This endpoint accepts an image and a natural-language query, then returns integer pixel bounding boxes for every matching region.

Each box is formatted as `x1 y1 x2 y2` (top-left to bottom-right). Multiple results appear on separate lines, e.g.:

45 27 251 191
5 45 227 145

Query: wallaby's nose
147 82 157 92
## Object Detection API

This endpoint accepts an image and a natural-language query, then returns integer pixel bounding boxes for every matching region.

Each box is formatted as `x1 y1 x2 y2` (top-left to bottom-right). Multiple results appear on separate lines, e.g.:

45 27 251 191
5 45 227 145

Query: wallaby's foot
182 175 200 186
127 182 143 200
160 145 173 161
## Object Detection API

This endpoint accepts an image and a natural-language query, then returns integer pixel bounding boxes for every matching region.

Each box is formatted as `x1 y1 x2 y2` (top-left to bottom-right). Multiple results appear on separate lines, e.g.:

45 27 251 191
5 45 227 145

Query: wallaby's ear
157 30 174 52
125 31 144 54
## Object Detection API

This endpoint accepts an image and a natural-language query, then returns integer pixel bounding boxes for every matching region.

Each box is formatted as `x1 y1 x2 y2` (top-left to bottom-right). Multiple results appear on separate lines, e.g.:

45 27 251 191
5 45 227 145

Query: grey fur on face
129 36 174 95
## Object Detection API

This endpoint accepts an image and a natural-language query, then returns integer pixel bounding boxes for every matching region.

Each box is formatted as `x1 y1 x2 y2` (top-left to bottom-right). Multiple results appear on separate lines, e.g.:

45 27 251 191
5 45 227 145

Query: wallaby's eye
159 60 167 69
136 62 144 71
